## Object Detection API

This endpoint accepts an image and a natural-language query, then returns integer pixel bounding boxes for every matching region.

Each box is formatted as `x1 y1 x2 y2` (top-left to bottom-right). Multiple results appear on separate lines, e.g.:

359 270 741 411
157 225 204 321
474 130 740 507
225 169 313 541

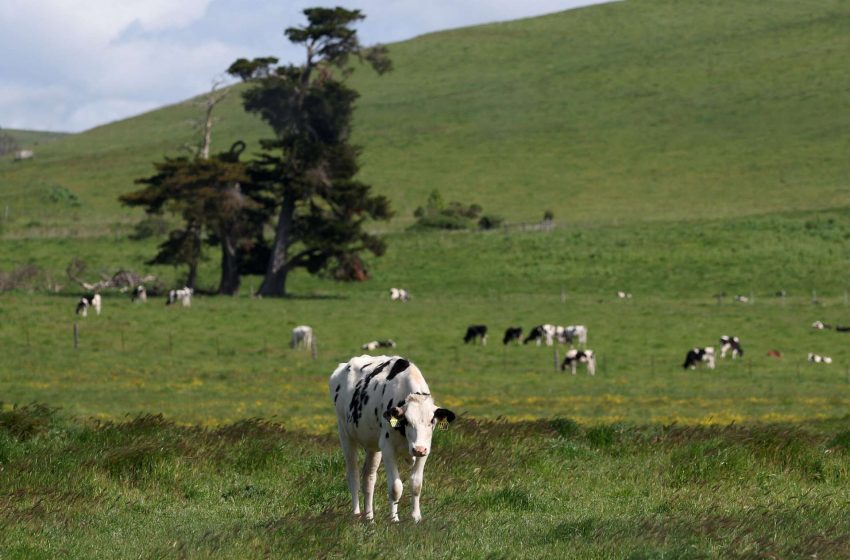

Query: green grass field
3 0 850 556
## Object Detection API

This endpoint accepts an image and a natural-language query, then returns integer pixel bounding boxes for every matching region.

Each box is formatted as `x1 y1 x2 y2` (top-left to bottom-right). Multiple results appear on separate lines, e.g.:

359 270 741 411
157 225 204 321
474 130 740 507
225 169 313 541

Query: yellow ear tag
437 419 449 431
389 417 399 428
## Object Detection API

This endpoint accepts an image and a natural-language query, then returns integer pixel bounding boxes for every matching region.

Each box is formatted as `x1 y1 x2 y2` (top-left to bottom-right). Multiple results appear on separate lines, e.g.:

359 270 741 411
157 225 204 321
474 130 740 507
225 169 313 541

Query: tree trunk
186 225 202 290
186 262 198 290
257 195 295 297
218 227 240 295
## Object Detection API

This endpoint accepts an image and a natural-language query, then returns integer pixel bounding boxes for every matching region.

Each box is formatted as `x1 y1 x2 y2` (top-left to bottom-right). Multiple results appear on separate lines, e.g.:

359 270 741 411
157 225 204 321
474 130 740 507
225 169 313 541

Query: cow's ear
434 408 456 423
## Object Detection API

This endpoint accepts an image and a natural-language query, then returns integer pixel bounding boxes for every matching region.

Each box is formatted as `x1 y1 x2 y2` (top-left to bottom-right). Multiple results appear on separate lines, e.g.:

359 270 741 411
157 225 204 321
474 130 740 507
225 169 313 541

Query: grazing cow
734 295 750 303
131 285 147 303
389 288 410 302
463 325 488 345
767 350 783 359
719 335 744 359
13 149 34 161
616 291 632 299
330 355 456 522
682 347 716 370
502 327 523 345
361 340 397 351
75 294 101 317
564 325 588 346
524 324 556 346
166 287 192 307
812 321 832 330
291 325 314 350
561 349 596 375
808 353 832 364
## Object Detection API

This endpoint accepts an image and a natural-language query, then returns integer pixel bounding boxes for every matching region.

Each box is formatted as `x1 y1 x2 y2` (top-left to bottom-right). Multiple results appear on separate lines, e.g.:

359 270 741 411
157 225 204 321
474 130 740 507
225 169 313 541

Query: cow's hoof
412 514 422 523
390 516 400 523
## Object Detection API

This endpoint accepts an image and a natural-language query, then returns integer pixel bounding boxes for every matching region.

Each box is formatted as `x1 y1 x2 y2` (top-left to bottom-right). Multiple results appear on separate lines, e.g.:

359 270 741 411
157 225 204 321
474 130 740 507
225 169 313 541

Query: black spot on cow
372 360 391 376
334 385 340 393
385 432 389 439
397 399 405 408
387 359 409 380
381 386 386 396
334 394 338 403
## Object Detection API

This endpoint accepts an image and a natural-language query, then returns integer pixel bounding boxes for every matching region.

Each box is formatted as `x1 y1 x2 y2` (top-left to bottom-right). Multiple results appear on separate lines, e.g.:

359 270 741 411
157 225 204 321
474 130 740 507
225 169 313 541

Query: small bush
478 214 504 230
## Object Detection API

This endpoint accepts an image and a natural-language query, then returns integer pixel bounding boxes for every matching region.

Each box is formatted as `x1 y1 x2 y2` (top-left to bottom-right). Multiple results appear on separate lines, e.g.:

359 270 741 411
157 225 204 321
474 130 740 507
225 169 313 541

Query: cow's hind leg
338 429 361 516
410 456 427 523
361 450 381 521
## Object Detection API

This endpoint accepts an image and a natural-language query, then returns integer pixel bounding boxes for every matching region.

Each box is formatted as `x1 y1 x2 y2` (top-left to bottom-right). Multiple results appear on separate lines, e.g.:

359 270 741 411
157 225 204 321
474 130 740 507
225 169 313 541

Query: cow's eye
430 417 437 424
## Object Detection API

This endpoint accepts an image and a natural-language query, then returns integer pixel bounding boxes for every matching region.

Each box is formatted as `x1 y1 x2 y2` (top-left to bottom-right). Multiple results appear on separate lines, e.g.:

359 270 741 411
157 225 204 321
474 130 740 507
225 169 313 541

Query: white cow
616 291 632 299
811 321 831 330
131 285 147 303
330 355 456 523
361 340 396 351
808 353 832 364
563 325 588 346
166 287 192 307
75 294 101 317
291 325 314 350
561 349 596 375
389 288 410 302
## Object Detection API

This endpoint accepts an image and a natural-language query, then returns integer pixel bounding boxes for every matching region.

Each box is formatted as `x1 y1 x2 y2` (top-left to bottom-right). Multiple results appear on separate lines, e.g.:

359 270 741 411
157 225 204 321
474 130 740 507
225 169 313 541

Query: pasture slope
0 0 847 233
2 0 850 557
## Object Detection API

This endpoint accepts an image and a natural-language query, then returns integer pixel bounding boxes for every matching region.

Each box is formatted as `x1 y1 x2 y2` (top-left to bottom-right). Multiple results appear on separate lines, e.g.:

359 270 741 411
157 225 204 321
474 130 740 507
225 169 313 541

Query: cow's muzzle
412 446 428 457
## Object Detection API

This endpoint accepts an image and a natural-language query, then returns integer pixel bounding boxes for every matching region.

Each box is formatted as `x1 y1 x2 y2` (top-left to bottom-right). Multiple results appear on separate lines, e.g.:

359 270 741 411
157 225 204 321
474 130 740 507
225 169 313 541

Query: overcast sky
0 1 607 133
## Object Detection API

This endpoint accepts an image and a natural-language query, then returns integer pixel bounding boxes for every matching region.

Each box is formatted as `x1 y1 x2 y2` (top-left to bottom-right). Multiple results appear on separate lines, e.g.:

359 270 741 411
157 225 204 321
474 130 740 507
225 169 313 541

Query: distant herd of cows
74 286 842 369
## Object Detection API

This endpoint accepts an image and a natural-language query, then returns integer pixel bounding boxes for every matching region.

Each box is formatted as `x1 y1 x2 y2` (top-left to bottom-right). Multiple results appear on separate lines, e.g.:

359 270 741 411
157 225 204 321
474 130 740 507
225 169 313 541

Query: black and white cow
524 324 587 347
131 285 147 303
561 349 596 375
166 287 192 307
291 325 314 350
808 353 832 364
389 288 410 302
361 340 397 351
563 325 588 346
812 321 832 330
502 327 523 345
463 325 488 345
75 294 101 317
682 346 716 370
719 335 744 359
330 355 456 522
523 324 556 346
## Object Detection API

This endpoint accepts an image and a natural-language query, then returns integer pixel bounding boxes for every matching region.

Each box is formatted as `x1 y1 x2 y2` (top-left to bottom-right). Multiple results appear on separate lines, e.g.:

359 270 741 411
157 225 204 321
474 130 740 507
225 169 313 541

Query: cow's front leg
361 450 381 521
381 447 403 522
338 431 360 516
410 456 427 523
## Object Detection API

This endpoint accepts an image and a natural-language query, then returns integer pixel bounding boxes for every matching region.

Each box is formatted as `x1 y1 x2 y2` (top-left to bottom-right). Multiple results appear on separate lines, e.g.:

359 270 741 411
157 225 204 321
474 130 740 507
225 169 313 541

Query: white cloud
0 1 608 132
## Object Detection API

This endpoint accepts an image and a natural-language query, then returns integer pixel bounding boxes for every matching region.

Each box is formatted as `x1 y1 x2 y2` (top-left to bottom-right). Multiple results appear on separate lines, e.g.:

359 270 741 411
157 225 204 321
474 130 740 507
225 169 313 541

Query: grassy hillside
0 128 69 151
0 0 848 235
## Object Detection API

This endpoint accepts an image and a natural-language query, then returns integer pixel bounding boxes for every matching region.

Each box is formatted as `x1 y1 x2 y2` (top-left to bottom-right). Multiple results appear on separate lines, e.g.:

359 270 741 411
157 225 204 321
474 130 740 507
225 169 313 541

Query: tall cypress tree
228 7 392 297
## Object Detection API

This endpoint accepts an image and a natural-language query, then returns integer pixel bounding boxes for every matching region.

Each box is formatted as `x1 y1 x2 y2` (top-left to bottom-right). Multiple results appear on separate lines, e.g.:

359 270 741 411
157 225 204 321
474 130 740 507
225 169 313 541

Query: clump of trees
123 7 392 296
411 189 503 230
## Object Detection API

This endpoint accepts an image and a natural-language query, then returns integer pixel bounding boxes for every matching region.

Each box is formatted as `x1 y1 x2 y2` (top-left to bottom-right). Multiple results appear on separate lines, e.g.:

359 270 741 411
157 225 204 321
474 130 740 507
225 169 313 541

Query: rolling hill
0 0 847 236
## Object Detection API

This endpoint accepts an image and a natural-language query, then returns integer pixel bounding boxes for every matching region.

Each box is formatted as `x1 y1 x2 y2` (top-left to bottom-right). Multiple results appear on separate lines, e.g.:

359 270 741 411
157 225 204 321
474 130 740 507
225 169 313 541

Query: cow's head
385 393 456 458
